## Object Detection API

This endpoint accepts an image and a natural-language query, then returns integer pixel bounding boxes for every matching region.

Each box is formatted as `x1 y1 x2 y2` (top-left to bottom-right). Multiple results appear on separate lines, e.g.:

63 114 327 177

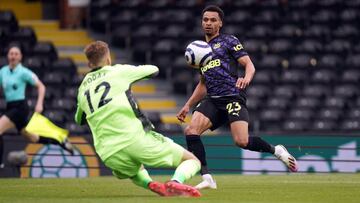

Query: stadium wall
162 135 360 174
1 134 359 178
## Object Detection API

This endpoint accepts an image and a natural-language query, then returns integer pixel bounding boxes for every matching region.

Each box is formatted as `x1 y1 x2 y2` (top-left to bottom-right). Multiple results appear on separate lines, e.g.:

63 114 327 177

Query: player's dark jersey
200 34 248 99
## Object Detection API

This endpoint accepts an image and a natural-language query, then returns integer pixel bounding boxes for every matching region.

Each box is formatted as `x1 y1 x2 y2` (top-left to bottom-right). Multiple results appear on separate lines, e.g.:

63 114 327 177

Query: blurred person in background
0 46 74 168
177 5 298 189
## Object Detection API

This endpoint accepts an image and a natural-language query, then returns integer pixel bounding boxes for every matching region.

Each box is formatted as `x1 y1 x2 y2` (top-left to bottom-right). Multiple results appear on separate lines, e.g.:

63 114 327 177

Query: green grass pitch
1 174 360 203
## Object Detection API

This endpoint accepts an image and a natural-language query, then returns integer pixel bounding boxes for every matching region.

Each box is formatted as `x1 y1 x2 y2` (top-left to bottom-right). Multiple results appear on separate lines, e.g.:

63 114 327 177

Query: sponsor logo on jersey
233 44 244 52
200 59 221 74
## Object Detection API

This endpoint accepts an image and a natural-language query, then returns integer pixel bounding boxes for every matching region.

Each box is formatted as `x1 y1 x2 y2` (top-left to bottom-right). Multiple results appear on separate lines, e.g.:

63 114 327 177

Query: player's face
202 11 222 37
7 47 22 68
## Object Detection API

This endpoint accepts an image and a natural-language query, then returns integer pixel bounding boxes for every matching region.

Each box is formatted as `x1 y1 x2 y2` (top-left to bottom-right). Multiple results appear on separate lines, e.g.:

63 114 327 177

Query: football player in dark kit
177 5 298 189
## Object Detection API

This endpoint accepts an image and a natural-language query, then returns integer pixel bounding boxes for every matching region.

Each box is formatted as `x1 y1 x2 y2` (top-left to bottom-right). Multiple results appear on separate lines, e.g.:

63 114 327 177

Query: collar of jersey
208 33 221 43
9 63 22 73
89 66 103 73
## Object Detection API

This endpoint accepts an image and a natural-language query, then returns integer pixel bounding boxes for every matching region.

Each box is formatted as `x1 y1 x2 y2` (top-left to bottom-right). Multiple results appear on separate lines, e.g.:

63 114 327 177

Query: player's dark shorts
194 95 249 131
4 100 30 131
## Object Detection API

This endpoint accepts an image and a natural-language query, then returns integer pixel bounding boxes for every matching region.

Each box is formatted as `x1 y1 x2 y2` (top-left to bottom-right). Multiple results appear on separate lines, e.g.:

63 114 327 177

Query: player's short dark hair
202 5 224 21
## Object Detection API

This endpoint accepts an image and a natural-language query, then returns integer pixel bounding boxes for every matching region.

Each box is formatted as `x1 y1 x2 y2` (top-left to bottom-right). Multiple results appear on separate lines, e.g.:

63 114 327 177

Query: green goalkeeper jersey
75 64 159 161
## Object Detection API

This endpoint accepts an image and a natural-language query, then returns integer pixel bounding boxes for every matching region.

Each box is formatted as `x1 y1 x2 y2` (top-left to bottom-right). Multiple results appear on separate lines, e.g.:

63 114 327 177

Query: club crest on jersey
213 43 221 49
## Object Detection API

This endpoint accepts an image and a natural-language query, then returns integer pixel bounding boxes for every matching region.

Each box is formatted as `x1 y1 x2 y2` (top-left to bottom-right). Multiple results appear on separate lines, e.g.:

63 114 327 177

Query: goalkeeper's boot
60 138 75 155
274 145 298 172
148 181 169 196
195 174 217 190
165 181 201 197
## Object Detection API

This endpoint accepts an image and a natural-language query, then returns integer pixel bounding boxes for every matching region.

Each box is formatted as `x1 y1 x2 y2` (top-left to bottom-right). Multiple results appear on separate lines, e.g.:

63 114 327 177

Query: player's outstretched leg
127 168 169 197
148 181 168 196
186 135 217 190
165 181 201 197
36 136 74 155
59 138 75 155
23 112 75 155
166 151 202 197
274 145 298 172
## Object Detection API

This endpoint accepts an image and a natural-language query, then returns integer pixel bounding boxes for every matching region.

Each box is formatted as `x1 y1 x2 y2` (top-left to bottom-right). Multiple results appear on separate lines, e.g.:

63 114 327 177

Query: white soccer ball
184 40 213 68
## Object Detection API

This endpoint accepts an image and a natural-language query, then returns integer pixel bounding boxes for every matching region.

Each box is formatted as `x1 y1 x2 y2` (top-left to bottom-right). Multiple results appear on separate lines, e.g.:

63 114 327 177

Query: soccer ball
184 40 213 68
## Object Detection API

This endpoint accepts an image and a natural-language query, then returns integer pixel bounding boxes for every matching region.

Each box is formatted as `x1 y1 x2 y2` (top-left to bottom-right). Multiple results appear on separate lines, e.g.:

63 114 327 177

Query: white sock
202 174 215 183
274 145 282 157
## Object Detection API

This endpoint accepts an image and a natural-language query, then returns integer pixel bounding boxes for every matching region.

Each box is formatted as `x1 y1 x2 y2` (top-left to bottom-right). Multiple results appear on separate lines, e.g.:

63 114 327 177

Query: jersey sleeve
113 64 159 83
22 68 37 86
75 103 86 125
227 35 248 60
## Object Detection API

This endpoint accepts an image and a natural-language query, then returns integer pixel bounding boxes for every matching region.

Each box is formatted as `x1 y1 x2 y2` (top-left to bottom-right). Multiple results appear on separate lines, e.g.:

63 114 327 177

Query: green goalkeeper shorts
104 131 185 179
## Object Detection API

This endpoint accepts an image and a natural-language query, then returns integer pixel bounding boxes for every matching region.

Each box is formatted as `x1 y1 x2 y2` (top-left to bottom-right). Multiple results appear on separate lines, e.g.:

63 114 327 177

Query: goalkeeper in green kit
75 41 201 197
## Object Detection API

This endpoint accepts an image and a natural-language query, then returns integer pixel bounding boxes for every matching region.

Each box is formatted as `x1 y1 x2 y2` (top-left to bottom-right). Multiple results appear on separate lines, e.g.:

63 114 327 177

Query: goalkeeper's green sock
171 159 200 183
130 168 153 189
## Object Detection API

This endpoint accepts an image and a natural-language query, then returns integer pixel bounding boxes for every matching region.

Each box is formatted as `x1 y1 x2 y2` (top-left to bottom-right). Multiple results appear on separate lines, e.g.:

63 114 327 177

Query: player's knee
193 158 201 170
21 132 38 143
189 153 200 163
27 136 38 143
184 125 200 135
234 138 248 148
181 152 201 169
182 149 198 161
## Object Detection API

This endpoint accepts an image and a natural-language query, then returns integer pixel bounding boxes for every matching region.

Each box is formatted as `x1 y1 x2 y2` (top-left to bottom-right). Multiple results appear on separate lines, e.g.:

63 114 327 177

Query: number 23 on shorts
226 102 241 114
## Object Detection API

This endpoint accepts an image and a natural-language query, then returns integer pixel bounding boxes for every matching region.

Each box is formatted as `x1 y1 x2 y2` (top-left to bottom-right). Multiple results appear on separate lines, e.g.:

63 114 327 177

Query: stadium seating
0 10 18 32
0 9 88 135
283 119 309 132
2 0 359 134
